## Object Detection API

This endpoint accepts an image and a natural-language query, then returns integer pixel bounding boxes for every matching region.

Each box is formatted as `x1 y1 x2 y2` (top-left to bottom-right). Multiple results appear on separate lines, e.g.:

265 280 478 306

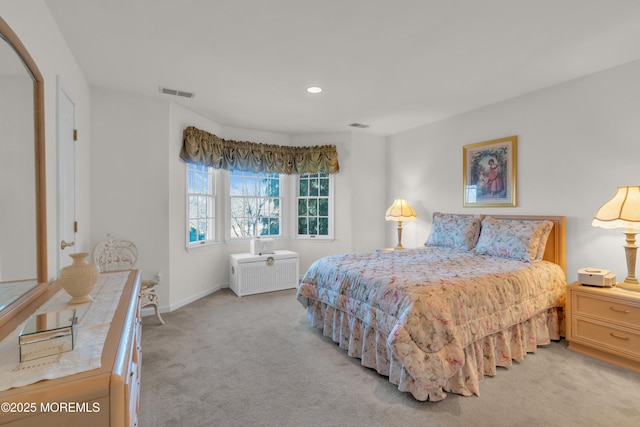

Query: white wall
1 0 92 282
90 88 170 308
387 59 640 282
350 132 387 252
168 103 225 310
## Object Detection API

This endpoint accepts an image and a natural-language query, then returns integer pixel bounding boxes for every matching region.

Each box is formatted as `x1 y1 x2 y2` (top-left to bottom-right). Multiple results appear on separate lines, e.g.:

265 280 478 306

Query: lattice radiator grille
230 256 299 297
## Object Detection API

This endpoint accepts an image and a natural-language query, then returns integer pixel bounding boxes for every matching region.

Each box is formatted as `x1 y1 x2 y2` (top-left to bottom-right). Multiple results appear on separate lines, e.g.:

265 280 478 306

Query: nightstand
565 282 640 372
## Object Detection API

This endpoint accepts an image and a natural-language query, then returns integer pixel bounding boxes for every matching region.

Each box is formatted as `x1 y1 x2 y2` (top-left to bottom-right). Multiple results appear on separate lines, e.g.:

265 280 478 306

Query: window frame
185 163 218 249
295 171 334 240
225 169 286 241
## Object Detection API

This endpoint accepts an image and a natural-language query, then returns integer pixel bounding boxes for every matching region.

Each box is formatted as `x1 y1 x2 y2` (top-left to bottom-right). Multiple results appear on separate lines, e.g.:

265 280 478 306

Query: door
57 77 76 271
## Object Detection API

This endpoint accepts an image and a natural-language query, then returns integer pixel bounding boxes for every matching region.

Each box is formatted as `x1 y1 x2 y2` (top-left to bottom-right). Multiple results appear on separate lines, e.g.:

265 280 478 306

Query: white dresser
230 250 299 296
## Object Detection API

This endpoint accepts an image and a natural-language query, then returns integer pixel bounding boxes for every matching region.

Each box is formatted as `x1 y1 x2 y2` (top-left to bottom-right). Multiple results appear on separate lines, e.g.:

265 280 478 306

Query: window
229 170 281 238
297 172 333 239
186 163 216 247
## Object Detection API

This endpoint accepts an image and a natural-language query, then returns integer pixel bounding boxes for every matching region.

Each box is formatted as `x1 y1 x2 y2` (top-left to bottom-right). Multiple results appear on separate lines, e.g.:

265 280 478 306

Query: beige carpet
139 288 640 427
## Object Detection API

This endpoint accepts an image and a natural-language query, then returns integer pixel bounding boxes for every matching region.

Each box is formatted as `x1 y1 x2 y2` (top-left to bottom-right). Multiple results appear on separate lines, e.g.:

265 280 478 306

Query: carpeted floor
139 288 640 427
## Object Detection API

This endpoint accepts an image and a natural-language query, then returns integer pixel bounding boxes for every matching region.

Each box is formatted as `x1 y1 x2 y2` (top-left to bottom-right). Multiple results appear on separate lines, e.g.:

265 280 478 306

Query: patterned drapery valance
180 126 340 174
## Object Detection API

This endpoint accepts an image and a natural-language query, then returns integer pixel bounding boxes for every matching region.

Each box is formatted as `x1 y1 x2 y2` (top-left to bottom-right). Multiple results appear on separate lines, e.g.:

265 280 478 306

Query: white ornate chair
93 233 165 325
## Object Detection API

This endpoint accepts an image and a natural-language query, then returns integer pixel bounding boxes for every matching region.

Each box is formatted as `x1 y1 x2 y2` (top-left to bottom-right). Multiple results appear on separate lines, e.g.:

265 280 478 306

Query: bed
296 214 567 401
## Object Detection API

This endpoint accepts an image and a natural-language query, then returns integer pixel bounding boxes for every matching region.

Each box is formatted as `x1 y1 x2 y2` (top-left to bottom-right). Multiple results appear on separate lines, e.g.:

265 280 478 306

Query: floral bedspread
296 247 566 392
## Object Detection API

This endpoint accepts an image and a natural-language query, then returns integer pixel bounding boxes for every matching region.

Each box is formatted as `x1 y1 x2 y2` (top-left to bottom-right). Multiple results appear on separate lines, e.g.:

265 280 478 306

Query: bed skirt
304 299 562 401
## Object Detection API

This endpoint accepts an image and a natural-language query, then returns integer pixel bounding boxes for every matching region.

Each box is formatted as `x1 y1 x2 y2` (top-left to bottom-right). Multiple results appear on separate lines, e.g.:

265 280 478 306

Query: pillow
425 212 484 250
534 220 554 261
475 216 553 262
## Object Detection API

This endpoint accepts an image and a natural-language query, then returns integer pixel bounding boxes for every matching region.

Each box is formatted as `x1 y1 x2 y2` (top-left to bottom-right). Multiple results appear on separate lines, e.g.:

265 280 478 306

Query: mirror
0 18 47 328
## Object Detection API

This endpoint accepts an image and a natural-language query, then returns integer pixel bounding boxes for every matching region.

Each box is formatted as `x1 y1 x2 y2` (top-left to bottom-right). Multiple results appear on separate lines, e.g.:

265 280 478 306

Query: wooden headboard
491 215 567 275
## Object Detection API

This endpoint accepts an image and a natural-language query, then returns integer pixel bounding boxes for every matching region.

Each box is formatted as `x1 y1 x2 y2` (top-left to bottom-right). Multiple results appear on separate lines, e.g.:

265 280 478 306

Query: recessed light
306 86 322 94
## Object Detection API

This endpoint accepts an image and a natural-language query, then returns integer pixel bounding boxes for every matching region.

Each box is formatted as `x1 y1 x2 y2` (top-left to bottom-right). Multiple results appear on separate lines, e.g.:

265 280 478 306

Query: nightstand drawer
573 291 640 328
572 317 640 359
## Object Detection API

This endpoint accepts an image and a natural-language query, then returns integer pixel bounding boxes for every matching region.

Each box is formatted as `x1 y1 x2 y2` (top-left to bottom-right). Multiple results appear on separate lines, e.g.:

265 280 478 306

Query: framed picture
463 136 517 207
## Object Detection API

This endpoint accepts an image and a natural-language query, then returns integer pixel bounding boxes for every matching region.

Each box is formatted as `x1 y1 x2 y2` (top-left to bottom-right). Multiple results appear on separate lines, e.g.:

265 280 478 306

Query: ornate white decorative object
59 252 99 304
93 233 165 324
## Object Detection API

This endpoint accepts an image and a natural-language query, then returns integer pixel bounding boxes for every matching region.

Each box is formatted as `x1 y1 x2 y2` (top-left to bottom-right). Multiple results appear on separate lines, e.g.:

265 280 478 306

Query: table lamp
592 186 640 292
385 198 417 250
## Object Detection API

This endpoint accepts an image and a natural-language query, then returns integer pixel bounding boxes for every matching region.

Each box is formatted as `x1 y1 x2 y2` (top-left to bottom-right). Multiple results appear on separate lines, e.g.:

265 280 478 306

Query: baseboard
140 282 229 317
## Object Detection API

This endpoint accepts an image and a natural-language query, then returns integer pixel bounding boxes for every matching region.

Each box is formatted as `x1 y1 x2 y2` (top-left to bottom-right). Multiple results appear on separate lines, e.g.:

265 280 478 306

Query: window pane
298 199 307 216
189 220 198 242
194 172 203 193
188 196 198 219
319 198 328 216
268 218 279 235
188 172 195 193
230 175 243 196
308 199 318 216
309 179 319 196
258 219 268 235
246 198 258 217
298 218 307 234
230 198 244 218
268 178 280 196
319 178 329 196
309 218 318 235
197 219 208 240
203 173 210 194
318 218 328 235
251 177 266 196
197 196 209 217
299 179 308 197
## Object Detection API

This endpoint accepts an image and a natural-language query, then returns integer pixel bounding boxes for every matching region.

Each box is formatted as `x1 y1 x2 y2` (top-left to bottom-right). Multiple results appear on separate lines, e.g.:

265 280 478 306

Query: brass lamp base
616 281 640 292
395 220 405 250
619 230 640 292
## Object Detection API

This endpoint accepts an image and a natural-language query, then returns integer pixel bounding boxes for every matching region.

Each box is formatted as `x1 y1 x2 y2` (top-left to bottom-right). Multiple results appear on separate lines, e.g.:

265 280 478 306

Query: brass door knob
60 240 75 250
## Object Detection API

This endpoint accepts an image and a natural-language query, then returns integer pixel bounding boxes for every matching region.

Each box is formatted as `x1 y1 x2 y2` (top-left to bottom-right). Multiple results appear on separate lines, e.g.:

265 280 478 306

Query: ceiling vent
349 123 370 129
159 86 195 99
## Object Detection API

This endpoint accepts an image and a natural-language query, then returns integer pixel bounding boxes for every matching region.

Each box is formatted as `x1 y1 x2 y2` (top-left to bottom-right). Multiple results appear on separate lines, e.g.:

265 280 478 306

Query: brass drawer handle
609 306 630 314
610 332 630 341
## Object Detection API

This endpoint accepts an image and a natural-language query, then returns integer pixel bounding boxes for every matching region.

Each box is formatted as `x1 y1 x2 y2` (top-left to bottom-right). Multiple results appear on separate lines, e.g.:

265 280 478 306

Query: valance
180 126 340 174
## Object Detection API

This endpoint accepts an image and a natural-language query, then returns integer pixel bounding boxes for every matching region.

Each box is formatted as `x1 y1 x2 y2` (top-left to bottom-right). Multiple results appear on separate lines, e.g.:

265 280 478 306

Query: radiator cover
229 250 299 296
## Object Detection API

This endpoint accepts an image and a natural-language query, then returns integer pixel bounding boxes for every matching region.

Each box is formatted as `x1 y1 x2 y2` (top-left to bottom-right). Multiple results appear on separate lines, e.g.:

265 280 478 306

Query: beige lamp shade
592 186 640 229
592 186 640 291
385 198 417 222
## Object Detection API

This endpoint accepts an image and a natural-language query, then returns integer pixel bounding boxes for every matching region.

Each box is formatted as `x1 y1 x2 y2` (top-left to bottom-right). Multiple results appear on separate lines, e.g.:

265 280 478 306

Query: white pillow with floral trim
425 213 484 251
475 216 553 262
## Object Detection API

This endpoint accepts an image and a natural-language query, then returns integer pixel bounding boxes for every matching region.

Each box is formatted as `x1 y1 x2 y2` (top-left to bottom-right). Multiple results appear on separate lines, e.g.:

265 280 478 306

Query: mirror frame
0 17 48 328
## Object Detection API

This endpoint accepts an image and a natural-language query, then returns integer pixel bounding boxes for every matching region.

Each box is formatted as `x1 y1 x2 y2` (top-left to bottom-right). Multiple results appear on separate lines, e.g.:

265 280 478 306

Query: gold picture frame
463 136 517 207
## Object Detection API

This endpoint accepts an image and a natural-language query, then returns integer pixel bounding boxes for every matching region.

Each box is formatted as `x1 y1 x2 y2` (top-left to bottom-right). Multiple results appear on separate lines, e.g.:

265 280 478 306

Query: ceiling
44 0 640 136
